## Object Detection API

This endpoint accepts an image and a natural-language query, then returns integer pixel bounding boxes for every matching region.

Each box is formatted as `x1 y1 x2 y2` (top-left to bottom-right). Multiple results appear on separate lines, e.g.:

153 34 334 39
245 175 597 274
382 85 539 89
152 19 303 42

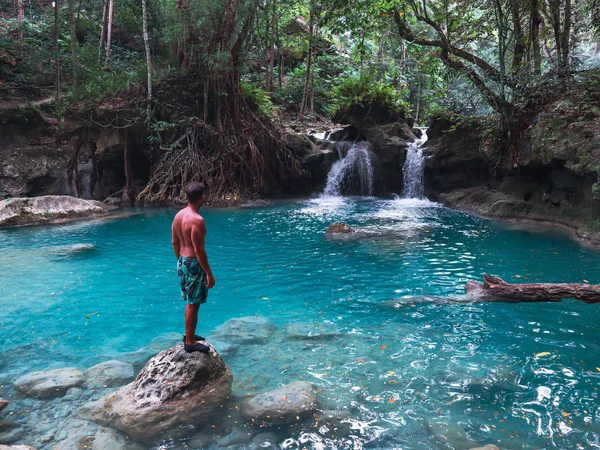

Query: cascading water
323 141 374 196
402 130 428 199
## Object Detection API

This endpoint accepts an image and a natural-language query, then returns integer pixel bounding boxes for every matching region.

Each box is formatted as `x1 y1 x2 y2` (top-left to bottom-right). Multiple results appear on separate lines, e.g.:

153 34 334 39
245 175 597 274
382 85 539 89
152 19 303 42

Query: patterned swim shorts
177 256 208 305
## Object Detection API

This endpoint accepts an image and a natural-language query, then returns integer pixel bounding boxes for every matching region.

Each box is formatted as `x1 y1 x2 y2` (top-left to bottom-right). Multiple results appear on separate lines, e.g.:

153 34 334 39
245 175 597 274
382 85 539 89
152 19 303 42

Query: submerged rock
13 367 84 399
0 399 7 413
242 381 319 425
0 196 109 227
285 322 341 340
84 360 135 388
85 342 232 444
45 243 96 259
325 222 355 235
469 446 500 450
210 316 276 345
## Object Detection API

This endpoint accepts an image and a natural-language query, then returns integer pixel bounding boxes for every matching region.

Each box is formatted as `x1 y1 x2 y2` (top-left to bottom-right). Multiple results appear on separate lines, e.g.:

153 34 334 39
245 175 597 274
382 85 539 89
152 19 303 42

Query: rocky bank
424 72 600 243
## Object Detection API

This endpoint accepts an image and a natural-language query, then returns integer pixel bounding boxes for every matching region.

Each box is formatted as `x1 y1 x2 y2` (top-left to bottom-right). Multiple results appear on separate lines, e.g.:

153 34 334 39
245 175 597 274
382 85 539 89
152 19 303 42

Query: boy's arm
192 219 215 288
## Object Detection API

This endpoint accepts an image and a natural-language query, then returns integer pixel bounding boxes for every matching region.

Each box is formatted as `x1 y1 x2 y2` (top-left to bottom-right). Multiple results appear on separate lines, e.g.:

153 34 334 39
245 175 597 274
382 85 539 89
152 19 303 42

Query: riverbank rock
86 343 232 444
242 381 319 425
0 196 109 227
13 367 84 399
210 316 276 345
325 222 355 235
84 360 135 388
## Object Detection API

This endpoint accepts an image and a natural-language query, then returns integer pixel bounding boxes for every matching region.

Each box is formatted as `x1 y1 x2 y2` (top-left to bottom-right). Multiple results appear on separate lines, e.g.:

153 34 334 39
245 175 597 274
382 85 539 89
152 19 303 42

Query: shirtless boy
171 182 216 353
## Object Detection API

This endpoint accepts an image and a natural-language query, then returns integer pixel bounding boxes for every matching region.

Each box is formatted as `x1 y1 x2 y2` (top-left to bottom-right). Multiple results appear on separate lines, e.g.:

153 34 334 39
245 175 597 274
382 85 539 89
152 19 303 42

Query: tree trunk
54 0 60 100
98 0 108 65
67 0 78 87
104 0 114 67
560 0 571 76
299 4 314 119
122 130 135 205
142 0 152 121
17 0 23 52
465 275 600 303
510 0 526 75
530 0 542 76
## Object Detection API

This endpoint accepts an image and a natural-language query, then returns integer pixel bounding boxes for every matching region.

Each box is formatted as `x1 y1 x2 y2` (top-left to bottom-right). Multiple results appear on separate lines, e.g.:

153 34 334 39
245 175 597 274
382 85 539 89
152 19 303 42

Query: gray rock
0 427 25 445
63 388 83 401
84 360 134 388
217 428 253 447
242 381 319 425
0 400 7 413
86 343 232 444
45 243 96 259
210 316 276 345
251 432 278 449
0 196 109 227
13 367 84 399
0 445 37 450
285 322 341 340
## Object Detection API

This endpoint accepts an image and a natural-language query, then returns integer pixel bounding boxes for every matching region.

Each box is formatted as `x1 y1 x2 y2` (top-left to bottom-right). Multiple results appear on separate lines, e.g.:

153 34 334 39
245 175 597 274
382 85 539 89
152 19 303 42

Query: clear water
2 198 600 449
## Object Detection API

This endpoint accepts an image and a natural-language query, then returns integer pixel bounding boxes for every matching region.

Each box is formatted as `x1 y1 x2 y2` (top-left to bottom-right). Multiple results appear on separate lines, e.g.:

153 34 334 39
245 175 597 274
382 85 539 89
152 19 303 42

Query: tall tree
67 0 78 87
98 0 108 65
17 0 23 52
142 0 153 121
104 0 114 67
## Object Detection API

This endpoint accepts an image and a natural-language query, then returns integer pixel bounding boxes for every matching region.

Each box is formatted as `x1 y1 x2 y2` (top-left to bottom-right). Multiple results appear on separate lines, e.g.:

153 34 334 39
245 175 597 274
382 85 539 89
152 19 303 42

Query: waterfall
402 130 428 199
323 141 374 197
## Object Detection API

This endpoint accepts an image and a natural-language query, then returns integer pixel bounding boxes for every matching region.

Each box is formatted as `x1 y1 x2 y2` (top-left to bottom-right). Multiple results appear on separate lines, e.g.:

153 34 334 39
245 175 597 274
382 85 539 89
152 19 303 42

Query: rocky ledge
0 195 110 227
84 342 233 444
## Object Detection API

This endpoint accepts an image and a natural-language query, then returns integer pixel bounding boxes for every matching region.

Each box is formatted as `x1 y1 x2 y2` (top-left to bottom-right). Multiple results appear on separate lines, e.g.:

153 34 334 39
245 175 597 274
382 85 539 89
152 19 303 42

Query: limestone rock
210 316 276 345
0 399 7 413
86 343 232 444
242 381 319 425
0 196 109 227
84 360 135 388
13 367 84 399
325 222 355 235
0 446 37 450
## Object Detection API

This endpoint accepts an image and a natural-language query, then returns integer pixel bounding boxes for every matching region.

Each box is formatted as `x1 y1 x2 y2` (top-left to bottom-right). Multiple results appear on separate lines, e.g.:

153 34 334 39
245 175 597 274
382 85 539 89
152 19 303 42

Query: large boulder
0 196 109 227
242 381 319 425
13 367 84 399
84 360 135 388
85 343 232 444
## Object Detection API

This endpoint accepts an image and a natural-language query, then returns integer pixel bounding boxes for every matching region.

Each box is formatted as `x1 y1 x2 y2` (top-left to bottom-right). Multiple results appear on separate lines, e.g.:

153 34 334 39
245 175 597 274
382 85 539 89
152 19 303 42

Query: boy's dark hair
186 182 205 203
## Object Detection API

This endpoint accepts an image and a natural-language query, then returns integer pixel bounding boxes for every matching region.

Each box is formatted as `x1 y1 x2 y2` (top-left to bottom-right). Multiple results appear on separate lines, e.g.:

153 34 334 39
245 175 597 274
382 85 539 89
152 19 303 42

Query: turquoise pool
1 197 600 449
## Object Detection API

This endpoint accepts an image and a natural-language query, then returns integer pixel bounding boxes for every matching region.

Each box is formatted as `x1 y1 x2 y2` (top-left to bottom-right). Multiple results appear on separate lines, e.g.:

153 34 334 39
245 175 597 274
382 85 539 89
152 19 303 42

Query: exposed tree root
137 105 302 205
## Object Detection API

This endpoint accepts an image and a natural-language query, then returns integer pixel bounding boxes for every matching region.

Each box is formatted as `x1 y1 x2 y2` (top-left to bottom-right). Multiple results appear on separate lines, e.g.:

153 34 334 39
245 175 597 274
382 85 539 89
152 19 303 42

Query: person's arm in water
192 218 216 288
171 221 181 259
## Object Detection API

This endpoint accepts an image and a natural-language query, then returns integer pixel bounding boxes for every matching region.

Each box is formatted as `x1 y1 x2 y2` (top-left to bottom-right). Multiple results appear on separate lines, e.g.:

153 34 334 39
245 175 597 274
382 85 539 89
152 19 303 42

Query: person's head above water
186 181 206 207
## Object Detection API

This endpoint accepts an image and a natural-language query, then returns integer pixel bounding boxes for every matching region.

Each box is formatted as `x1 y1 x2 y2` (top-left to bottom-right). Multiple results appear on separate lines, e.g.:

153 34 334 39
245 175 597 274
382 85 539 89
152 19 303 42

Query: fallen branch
465 275 600 304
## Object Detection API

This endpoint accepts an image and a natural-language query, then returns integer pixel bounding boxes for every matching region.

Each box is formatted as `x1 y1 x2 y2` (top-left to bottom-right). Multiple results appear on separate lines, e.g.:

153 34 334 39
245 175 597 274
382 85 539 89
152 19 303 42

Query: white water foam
323 141 374 197
402 130 429 199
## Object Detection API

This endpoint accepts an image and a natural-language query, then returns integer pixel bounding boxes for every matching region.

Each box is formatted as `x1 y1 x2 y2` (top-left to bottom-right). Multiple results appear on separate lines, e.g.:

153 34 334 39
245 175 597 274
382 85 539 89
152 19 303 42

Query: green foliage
239 81 274 117
328 74 409 118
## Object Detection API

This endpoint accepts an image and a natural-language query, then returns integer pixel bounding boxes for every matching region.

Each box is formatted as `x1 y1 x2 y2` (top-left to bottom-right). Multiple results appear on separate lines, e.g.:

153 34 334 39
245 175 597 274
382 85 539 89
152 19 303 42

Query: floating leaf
379 345 387 350
535 352 551 357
